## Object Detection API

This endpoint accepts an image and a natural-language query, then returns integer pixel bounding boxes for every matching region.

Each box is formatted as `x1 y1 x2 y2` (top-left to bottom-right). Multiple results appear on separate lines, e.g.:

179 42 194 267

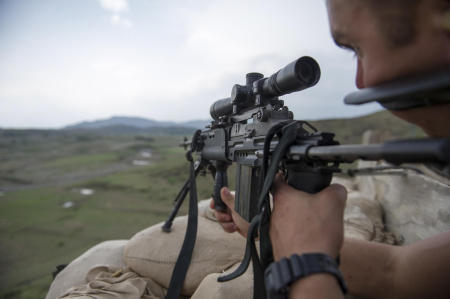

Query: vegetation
309 110 425 144
0 110 423 299
0 133 217 299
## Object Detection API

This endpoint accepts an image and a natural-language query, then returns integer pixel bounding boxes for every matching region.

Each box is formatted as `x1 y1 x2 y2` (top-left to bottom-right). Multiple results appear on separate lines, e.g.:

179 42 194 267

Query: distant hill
39 110 424 141
65 116 210 130
66 125 197 136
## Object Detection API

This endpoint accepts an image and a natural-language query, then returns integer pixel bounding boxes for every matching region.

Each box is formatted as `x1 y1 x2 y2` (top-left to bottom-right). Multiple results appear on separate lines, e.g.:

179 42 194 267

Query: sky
0 0 380 129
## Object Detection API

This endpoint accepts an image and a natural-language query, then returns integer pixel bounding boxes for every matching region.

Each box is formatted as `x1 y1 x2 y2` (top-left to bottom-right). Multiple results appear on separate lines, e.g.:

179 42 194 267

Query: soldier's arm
214 182 347 299
341 232 450 299
213 187 450 299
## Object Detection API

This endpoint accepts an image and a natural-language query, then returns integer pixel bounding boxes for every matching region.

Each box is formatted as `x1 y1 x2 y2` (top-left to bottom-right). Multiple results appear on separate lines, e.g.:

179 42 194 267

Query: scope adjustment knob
231 84 250 105
246 72 264 86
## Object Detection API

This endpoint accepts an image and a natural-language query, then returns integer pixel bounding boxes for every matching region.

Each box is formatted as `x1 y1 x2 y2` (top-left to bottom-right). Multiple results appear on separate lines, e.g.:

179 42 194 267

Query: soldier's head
326 0 450 88
326 0 450 137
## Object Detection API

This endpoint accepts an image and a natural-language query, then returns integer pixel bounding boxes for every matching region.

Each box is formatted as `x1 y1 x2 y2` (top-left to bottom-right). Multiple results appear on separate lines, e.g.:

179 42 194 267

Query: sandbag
191 261 252 299
344 192 397 244
58 265 164 299
123 201 247 297
46 240 128 299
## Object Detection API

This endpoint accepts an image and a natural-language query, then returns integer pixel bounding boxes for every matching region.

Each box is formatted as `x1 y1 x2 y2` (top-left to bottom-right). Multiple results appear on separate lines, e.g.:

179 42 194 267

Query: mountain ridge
65 116 210 130
59 111 425 143
2 110 425 142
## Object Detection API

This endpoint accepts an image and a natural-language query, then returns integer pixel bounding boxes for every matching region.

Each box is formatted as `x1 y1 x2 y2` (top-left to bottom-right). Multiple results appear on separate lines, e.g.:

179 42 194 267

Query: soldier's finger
214 210 233 223
220 187 235 209
221 222 237 233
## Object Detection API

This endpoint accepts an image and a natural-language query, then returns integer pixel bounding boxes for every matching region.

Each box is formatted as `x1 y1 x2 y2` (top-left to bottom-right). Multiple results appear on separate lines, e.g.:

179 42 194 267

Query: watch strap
265 253 347 298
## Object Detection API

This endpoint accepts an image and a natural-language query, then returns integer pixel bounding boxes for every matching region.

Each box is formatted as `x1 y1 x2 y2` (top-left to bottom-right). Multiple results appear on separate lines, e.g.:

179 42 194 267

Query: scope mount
229 72 285 119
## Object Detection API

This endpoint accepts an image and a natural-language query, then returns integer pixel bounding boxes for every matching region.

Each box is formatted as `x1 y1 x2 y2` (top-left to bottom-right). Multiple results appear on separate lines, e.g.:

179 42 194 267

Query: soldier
217 0 450 298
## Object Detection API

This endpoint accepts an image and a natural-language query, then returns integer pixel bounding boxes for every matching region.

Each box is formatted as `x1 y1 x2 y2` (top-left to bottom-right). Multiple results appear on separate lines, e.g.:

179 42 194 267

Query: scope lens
296 58 316 85
259 56 321 97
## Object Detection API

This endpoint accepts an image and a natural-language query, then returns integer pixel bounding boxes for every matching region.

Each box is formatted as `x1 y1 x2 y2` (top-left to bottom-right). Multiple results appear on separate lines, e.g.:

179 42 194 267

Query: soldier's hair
365 0 422 48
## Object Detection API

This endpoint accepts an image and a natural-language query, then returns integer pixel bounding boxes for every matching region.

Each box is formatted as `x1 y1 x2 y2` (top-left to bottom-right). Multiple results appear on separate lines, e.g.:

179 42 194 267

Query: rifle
162 56 450 299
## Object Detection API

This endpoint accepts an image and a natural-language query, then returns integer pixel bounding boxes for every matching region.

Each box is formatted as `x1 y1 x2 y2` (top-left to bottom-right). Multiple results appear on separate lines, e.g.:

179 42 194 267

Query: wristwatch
264 253 347 299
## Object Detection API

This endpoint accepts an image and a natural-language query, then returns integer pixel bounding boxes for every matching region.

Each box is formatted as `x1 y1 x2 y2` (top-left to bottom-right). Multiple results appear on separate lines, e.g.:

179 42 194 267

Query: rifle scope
210 56 320 120
257 56 320 97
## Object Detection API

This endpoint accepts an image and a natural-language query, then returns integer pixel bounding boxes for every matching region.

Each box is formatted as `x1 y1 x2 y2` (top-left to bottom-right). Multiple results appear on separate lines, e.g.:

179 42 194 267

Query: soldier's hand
270 174 347 261
210 187 250 238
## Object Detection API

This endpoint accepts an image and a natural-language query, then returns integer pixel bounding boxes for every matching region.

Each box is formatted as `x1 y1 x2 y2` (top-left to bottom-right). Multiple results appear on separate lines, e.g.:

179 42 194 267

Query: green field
0 133 218 299
0 111 424 299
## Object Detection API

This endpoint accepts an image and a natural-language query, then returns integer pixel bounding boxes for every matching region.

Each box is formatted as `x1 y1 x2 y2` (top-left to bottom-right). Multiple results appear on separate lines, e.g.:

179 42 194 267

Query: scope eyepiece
210 97 232 121
257 56 320 97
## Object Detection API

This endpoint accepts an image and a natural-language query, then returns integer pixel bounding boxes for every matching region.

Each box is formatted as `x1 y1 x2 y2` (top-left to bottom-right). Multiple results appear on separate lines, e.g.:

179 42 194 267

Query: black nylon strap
255 123 300 299
218 214 261 281
165 156 198 299
218 122 301 299
252 221 266 299
257 122 299 211
259 202 273 267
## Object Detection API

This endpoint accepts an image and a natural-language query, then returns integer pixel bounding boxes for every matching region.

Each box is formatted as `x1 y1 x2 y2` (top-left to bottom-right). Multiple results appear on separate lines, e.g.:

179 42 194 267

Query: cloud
98 0 128 13
0 1 381 128
98 0 133 27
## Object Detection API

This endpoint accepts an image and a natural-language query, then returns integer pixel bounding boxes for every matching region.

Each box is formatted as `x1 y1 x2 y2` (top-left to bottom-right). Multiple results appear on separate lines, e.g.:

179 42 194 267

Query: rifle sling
165 155 198 299
256 123 299 299
217 214 261 282
218 122 300 299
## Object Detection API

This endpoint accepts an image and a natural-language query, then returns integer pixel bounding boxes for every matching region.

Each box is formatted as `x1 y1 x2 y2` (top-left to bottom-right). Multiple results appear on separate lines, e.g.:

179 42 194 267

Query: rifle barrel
288 138 450 164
